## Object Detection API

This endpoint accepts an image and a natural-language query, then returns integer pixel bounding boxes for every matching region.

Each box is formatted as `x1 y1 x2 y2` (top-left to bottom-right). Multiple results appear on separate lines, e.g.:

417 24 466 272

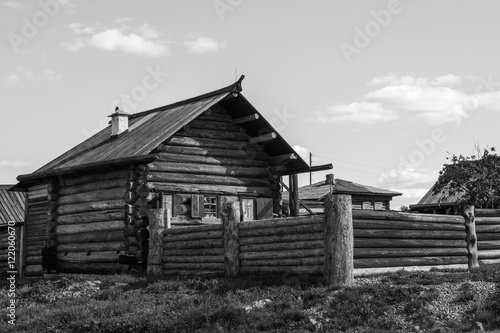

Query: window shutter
191 194 204 218
255 198 273 220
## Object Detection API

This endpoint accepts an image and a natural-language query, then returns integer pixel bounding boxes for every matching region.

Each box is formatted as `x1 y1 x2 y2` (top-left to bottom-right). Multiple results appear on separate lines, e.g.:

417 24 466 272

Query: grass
0 265 499 333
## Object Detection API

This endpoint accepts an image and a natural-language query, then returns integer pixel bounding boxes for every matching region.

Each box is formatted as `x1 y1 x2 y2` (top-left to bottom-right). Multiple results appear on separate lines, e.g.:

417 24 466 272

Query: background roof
0 185 26 224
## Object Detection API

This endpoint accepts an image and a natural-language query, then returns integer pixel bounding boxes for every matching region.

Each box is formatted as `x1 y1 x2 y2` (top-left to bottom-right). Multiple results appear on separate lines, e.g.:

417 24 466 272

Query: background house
409 183 463 214
283 174 402 213
12 76 331 276
0 185 26 277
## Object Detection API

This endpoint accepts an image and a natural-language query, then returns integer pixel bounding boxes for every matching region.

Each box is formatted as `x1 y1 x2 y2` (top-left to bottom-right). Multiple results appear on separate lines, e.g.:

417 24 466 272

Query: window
374 202 384 210
203 196 218 218
362 201 372 210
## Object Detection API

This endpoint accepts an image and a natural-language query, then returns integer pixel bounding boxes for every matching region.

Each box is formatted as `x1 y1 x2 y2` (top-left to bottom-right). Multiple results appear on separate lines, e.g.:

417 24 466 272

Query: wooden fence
476 209 500 265
151 194 500 283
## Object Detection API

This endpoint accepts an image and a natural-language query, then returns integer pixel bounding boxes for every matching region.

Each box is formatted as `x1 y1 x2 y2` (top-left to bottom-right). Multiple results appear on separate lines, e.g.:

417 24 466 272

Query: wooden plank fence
151 195 500 284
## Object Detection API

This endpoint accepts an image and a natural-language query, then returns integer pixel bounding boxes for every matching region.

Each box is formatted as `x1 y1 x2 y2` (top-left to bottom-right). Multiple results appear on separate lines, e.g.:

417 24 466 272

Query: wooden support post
324 194 353 287
289 174 299 217
461 204 479 270
147 208 169 276
221 201 240 277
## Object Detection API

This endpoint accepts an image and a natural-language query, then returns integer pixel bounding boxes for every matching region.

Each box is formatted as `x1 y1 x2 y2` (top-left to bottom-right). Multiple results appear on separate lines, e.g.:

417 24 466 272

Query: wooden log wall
475 209 500 265
0 224 23 277
24 183 51 276
352 210 468 269
55 169 130 274
150 104 272 224
239 215 324 274
162 224 225 275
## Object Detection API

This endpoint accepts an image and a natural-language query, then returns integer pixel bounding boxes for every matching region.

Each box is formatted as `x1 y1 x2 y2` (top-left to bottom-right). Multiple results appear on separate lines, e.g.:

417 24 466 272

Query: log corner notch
461 204 479 270
324 193 353 287
221 201 240 277
147 208 170 276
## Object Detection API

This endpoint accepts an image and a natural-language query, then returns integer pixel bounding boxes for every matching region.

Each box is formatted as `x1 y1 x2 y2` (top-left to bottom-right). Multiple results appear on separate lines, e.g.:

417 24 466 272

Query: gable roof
409 182 463 210
0 185 26 224
14 76 309 189
284 178 402 202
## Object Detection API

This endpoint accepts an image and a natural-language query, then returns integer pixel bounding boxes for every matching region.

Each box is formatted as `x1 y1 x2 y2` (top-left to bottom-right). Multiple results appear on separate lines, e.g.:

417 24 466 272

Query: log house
12 76 326 275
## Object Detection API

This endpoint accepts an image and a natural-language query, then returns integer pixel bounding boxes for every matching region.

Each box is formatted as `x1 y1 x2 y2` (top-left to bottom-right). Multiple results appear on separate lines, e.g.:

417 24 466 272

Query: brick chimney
325 174 335 185
108 107 130 137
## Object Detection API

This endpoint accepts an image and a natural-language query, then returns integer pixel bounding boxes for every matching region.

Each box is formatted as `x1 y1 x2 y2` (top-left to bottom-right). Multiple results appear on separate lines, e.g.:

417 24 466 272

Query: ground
1 265 500 332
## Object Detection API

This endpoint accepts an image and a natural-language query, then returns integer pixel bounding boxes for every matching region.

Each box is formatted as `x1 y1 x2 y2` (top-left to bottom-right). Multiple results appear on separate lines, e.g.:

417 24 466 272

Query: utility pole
309 152 312 185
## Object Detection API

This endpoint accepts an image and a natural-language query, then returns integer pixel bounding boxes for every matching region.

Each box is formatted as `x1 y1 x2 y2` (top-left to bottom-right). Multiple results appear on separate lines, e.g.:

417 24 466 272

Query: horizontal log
475 233 500 241
162 262 224 270
240 266 322 274
59 170 128 187
478 249 500 259
163 239 223 250
190 119 244 132
233 113 259 124
239 215 323 230
352 210 464 224
57 262 126 274
26 255 42 265
354 229 465 240
166 136 262 151
29 184 48 192
57 230 123 244
476 217 500 224
58 188 126 205
56 209 125 225
28 197 48 205
353 219 465 232
241 257 323 266
354 247 467 259
239 232 324 245
477 240 500 249
163 248 225 257
55 220 123 235
24 265 43 276
479 258 500 265
240 223 323 238
150 182 272 196
26 235 47 242
58 179 128 196
179 128 250 141
164 230 223 242
57 200 124 216
149 172 270 187
164 224 223 235
354 256 467 269
57 251 123 263
249 132 277 144
156 145 270 161
162 255 224 263
240 248 323 260
149 162 269 177
475 209 500 217
163 270 223 276
57 241 125 253
476 225 500 233
354 238 465 248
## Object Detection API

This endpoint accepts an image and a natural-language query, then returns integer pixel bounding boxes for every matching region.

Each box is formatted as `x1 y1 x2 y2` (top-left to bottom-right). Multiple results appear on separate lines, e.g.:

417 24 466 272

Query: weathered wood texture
221 202 240 277
24 184 49 276
461 205 479 269
148 209 168 276
474 209 500 265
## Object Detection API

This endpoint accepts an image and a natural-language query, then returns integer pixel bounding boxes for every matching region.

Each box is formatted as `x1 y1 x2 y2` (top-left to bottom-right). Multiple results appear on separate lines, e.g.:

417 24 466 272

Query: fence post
461 204 479 270
147 208 169 276
221 202 240 277
324 194 353 286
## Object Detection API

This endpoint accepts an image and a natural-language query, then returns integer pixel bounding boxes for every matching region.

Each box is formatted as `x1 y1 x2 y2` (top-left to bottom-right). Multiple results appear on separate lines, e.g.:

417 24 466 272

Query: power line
314 154 393 170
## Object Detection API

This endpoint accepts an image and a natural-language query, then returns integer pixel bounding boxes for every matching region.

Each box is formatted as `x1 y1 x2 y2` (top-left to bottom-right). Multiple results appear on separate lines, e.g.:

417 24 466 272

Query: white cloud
184 36 226 53
293 145 309 161
1 1 22 9
0 160 31 168
63 23 169 57
378 165 438 190
2 66 61 86
316 74 500 125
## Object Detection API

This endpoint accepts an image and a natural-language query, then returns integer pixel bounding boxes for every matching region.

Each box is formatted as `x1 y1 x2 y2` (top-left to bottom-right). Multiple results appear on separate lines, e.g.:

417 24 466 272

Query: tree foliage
433 147 500 208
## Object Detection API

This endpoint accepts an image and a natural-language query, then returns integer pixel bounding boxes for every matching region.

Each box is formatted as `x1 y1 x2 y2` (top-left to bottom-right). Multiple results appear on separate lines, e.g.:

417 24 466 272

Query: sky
1 0 499 209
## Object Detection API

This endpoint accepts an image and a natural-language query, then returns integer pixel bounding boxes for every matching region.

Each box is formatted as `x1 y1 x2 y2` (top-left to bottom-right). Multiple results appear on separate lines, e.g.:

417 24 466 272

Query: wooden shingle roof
409 183 463 210
0 185 26 224
15 76 309 188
